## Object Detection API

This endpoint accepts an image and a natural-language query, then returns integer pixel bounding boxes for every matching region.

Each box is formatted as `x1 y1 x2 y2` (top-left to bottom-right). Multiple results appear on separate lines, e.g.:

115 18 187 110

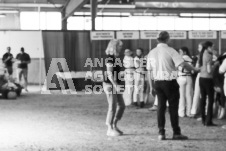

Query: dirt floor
0 89 226 151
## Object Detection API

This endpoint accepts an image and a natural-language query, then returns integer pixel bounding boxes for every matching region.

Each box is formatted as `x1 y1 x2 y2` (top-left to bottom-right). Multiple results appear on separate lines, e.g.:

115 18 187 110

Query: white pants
224 77 226 96
177 76 193 117
123 72 134 106
191 73 200 115
133 72 145 103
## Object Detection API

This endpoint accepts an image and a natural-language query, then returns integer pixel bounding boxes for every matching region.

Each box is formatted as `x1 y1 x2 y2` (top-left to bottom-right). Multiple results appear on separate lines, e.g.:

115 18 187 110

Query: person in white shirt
177 47 194 117
123 49 135 106
146 31 199 140
133 48 146 108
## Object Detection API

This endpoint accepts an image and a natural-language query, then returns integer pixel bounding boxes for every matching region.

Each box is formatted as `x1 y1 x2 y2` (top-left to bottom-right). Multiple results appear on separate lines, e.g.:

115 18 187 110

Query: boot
133 102 138 107
140 102 145 108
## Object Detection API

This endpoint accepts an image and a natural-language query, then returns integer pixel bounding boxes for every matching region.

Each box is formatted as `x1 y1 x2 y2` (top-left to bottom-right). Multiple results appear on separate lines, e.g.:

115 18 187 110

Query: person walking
146 31 199 140
16 47 31 91
2 47 14 76
102 39 125 137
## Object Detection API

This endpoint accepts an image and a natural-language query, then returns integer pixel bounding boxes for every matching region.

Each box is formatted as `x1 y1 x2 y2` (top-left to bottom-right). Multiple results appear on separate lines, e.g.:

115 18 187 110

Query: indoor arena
0 0 226 151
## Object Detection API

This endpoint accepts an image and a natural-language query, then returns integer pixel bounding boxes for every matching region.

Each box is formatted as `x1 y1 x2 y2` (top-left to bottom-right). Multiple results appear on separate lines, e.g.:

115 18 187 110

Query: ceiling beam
63 0 89 20
0 7 61 12
0 3 63 8
80 8 226 14
0 0 65 4
135 0 226 3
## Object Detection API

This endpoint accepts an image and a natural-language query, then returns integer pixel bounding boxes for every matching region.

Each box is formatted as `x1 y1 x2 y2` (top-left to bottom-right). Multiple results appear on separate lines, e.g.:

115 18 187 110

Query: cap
124 49 132 55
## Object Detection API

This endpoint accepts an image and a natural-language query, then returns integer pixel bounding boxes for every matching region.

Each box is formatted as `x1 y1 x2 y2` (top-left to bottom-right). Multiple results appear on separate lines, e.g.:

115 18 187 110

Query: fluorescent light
158 13 177 16
180 13 226 18
180 13 192 17
0 10 19 14
210 14 226 17
193 13 209 17
101 12 121 16
74 12 84 15
121 13 131 16
84 12 91 15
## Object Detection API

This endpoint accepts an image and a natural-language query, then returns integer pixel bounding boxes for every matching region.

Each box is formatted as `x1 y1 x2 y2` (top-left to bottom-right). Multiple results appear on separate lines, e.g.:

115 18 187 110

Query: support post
91 0 97 31
219 31 222 55
62 9 67 30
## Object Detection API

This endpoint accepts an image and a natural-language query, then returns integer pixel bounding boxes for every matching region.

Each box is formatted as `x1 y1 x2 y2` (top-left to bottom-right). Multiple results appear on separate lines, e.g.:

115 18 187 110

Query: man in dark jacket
16 47 31 91
2 47 14 75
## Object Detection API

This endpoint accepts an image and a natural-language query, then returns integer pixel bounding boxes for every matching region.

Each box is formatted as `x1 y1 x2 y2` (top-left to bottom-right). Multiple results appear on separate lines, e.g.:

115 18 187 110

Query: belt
135 71 146 75
154 79 176 82
125 67 135 69
178 74 192 77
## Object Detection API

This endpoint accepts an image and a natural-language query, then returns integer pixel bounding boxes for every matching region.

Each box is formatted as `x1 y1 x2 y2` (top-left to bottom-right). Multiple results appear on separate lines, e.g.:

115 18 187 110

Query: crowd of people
2 47 31 91
102 31 226 139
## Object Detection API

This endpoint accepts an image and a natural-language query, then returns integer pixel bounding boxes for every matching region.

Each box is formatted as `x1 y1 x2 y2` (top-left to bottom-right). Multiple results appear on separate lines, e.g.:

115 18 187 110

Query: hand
214 61 220 66
194 67 200 73
150 88 156 97
115 85 123 93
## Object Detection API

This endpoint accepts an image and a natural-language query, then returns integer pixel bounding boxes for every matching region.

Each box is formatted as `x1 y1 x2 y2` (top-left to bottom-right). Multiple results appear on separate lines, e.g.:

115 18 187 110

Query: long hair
136 48 144 58
180 47 191 57
105 39 123 56
199 41 213 67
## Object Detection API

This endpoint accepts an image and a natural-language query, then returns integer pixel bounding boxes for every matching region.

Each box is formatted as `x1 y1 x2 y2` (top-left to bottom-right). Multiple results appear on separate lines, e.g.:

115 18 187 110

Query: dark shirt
2 53 13 67
16 53 31 69
103 55 122 84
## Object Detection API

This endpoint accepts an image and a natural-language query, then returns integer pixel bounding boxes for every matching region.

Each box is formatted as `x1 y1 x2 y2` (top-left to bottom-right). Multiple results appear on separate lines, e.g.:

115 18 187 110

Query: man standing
146 31 199 140
16 47 31 91
2 47 14 76
123 49 135 106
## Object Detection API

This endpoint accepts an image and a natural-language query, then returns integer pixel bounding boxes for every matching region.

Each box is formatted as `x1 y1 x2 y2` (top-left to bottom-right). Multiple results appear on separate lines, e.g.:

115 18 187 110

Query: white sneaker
107 129 121 137
197 117 202 121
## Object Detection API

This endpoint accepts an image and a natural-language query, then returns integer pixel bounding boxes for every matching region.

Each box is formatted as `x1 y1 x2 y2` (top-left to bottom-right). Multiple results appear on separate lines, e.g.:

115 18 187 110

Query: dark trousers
6 66 13 75
199 78 214 125
103 82 125 126
154 80 181 135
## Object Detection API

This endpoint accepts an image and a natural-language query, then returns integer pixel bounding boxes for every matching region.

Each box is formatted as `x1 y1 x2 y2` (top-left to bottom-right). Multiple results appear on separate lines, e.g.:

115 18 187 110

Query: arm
106 64 120 92
219 59 226 74
134 57 140 69
205 55 219 73
170 49 199 73
179 62 200 72
2 54 11 63
2 54 6 62
146 54 156 95
24 54 31 64
207 62 218 73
